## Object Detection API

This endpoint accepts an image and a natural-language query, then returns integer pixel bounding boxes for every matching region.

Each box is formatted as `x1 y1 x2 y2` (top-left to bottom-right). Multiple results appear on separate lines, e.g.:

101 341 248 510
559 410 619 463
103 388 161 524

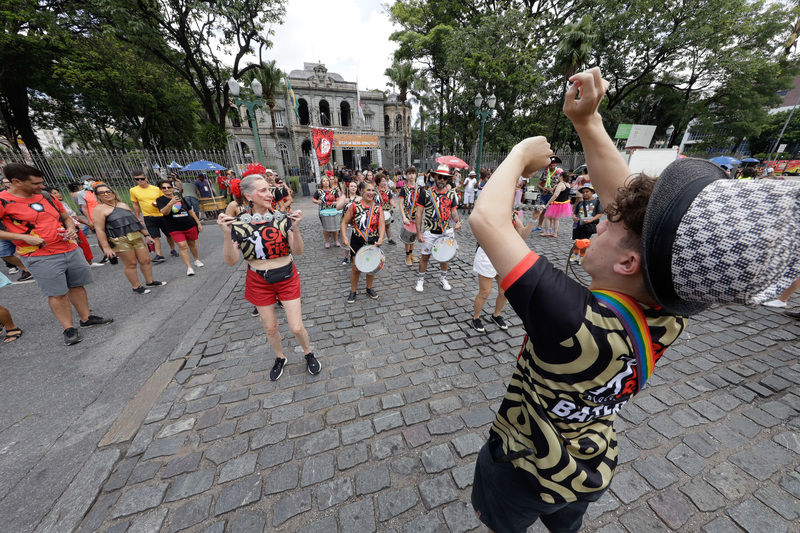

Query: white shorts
472 246 497 278
463 190 475 204
419 230 444 256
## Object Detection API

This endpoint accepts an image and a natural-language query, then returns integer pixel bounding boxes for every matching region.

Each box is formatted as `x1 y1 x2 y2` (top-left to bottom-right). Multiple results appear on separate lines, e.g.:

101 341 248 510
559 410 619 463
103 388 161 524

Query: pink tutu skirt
545 201 572 219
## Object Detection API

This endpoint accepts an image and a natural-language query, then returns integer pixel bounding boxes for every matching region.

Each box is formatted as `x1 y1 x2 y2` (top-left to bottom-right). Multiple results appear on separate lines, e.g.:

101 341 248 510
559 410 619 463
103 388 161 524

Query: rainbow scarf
592 290 656 393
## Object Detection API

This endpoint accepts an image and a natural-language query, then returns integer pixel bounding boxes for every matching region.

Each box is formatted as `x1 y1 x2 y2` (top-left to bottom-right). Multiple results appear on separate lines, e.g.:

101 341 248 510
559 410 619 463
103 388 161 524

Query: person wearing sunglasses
128 171 178 262
92 185 166 294
154 179 204 276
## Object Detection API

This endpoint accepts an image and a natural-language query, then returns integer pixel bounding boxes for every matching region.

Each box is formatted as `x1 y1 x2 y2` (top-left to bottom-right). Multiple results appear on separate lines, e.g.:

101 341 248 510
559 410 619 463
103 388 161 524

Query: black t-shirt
490 252 687 503
155 196 196 233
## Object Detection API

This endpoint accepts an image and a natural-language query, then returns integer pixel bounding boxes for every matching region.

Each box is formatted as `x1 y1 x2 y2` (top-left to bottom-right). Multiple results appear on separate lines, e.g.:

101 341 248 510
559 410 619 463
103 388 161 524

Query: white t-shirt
417 176 426 187
464 177 477 193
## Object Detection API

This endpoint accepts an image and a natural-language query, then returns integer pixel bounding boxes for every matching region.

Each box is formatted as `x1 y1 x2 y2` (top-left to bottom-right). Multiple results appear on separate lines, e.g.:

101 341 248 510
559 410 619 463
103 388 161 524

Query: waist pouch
251 262 294 284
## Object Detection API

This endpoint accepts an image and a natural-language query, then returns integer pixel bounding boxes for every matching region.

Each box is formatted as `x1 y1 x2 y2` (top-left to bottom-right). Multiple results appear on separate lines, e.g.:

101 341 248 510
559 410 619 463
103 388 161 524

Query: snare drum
399 222 417 244
354 245 386 275
431 235 458 262
320 209 342 232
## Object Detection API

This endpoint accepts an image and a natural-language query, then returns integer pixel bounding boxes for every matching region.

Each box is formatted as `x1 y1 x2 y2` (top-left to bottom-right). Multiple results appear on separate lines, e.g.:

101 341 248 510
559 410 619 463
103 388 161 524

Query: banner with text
333 133 380 149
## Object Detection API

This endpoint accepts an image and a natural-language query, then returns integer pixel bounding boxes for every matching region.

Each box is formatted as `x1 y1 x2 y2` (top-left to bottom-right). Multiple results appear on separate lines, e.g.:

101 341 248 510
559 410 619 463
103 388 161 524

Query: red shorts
245 264 301 306
169 226 199 242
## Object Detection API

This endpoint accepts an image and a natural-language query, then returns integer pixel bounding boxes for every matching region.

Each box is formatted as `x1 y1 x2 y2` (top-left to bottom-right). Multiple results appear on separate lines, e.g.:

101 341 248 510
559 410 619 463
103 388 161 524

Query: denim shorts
0 239 16 257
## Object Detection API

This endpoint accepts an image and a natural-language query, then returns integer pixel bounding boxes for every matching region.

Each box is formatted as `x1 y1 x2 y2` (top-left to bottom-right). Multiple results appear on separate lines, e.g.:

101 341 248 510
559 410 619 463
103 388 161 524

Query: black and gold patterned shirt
491 252 687 503
416 186 458 234
230 216 292 260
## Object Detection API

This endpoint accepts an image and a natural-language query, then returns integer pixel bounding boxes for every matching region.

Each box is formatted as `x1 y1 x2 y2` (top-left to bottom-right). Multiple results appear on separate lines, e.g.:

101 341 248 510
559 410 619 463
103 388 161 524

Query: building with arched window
226 62 411 178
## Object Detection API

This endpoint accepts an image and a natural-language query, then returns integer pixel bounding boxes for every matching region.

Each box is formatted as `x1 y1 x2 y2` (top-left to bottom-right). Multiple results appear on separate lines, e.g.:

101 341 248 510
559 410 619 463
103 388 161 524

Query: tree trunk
0 77 42 152
401 96 408 168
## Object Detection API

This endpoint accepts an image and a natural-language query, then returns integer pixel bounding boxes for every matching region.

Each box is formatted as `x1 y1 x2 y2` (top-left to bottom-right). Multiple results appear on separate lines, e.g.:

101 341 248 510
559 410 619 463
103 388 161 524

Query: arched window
340 101 351 127
395 114 403 132
278 143 290 168
298 99 310 125
384 115 390 133
319 100 331 126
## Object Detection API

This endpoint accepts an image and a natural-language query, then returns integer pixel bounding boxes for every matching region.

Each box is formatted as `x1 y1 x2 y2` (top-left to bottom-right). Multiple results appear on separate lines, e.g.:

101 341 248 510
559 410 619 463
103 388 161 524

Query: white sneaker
194 260 204 268
415 278 424 292
90 262 105 268
762 299 787 308
441 277 452 291
187 267 195 276
7 267 19 275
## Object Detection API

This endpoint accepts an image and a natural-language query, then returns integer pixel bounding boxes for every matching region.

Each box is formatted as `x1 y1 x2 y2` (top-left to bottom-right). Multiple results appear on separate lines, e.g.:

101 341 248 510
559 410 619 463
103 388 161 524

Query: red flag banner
312 128 335 166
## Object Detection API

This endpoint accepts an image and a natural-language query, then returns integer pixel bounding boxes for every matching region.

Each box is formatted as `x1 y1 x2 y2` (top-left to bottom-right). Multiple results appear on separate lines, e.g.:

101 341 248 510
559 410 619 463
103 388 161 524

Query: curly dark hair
603 174 656 252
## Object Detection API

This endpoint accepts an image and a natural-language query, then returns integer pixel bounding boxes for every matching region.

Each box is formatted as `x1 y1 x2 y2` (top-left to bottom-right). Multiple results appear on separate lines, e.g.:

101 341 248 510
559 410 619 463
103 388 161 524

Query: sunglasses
161 186 173 190
98 190 114 195
134 178 146 181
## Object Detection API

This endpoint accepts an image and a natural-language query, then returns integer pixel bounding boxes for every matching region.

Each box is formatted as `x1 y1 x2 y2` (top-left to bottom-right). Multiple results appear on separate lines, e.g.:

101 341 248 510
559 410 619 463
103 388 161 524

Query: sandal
4 328 22 343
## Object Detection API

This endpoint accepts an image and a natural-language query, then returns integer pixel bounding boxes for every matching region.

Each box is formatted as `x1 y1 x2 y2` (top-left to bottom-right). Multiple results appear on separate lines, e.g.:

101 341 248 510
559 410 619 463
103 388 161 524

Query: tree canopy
389 0 800 155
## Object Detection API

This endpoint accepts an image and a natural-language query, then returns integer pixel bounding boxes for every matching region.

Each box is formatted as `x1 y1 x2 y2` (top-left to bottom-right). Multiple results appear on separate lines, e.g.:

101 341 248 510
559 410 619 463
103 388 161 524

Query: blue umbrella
709 156 741 166
180 160 227 172
168 160 182 168
741 157 760 163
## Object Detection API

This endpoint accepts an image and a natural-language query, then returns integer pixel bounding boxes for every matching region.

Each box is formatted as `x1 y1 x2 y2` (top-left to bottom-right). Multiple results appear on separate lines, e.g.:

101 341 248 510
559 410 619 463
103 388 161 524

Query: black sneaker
346 292 356 304
132 286 151 294
305 352 321 375
251 306 259 317
151 255 166 263
270 357 286 381
388 239 397 245
470 318 485 333
17 271 34 283
366 288 378 299
146 280 167 287
63 327 82 345
170 250 180 257
80 315 114 328
341 257 349 265
490 315 508 330
782 310 800 320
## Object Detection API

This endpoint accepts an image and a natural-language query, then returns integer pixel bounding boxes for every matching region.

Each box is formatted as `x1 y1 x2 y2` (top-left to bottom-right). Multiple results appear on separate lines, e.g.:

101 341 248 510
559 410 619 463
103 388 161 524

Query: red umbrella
435 155 469 169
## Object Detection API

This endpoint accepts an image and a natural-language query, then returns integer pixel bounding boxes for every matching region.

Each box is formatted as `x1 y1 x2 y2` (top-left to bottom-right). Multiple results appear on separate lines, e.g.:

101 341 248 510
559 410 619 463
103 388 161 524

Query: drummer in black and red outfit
218 174 320 382
398 165 420 266
375 173 397 245
415 164 462 292
341 180 385 304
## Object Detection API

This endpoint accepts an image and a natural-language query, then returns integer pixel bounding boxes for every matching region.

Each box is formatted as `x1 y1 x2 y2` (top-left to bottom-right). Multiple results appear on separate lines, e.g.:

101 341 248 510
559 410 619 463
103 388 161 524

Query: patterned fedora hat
642 158 800 316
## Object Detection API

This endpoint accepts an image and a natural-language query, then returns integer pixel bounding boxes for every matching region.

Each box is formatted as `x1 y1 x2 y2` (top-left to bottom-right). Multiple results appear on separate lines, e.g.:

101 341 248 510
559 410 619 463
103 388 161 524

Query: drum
320 209 342 232
384 209 392 223
354 245 386 275
399 222 417 244
431 234 458 262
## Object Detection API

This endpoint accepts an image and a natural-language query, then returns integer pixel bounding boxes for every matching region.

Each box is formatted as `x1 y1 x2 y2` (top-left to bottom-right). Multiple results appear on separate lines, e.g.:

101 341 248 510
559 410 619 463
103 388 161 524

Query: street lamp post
228 77 265 165
665 124 675 148
474 93 496 175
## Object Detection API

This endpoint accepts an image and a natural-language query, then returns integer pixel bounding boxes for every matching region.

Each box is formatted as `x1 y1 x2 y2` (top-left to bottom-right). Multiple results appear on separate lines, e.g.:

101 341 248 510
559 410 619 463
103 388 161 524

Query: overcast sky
265 0 400 92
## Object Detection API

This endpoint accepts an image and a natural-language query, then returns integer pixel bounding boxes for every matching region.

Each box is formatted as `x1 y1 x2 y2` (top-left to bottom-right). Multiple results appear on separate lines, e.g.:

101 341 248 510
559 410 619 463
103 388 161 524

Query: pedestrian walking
0 163 112 345
154 179 204 276
93 184 167 294
129 171 177 262
218 174 320 381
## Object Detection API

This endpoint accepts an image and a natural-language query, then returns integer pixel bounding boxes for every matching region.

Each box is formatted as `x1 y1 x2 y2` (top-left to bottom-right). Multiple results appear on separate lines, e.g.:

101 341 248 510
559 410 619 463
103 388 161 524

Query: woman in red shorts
155 179 204 276
217 174 320 381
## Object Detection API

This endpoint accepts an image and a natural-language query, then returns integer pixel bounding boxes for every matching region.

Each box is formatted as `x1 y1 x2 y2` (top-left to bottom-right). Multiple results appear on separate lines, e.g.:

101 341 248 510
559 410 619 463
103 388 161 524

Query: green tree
385 62 416 167
551 14 595 148
94 0 287 138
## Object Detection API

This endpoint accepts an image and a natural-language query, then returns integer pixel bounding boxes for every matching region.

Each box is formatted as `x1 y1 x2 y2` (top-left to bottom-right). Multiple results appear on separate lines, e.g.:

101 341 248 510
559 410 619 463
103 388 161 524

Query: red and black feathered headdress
229 178 242 198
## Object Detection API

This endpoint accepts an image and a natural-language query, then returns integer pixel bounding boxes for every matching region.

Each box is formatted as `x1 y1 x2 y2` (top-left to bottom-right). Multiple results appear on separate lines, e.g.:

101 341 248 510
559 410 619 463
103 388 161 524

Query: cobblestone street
81 196 800 533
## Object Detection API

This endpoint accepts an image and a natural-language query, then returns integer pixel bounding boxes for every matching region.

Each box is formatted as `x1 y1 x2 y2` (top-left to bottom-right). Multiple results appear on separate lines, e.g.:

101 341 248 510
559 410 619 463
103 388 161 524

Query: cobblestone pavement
81 196 800 533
